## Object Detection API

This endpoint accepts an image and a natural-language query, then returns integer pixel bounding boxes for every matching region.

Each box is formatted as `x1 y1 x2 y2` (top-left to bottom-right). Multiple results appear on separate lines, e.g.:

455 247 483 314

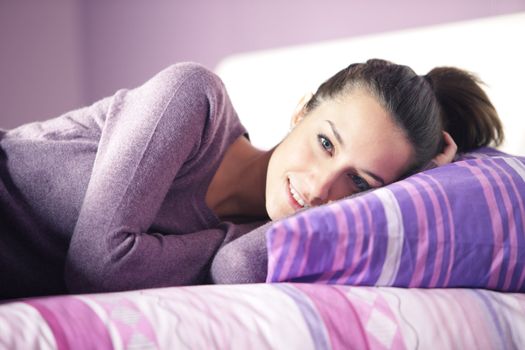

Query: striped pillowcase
265 148 525 292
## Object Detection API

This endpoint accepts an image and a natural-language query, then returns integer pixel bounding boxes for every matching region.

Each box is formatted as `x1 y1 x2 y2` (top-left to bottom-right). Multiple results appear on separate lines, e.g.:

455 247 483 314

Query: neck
206 136 273 220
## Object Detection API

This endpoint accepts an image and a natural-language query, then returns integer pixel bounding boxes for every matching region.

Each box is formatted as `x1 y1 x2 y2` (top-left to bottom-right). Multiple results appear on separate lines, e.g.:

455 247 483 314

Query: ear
421 131 458 170
432 131 458 166
290 92 314 129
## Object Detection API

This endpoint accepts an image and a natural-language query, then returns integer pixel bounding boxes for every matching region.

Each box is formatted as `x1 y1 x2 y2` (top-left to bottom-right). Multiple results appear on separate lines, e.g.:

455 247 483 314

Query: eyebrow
362 170 385 187
325 119 386 187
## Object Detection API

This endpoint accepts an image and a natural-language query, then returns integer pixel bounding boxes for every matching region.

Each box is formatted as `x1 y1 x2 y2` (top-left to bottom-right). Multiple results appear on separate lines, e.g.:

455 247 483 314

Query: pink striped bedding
1 283 524 349
266 148 525 291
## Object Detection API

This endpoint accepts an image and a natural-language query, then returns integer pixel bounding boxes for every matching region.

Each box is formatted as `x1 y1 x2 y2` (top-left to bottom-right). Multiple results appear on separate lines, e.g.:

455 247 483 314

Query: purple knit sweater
0 63 267 299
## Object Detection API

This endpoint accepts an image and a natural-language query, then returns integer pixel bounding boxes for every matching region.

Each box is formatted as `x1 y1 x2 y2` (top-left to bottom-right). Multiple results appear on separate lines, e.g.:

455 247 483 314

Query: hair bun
425 67 503 152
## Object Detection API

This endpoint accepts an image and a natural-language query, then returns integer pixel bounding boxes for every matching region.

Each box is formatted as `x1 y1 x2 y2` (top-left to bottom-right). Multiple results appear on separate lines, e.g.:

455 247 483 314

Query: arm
64 63 232 293
210 221 273 284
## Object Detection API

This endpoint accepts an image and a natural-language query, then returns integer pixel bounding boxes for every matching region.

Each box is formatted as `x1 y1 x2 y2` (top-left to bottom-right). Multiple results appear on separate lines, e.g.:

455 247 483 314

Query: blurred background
1 0 524 129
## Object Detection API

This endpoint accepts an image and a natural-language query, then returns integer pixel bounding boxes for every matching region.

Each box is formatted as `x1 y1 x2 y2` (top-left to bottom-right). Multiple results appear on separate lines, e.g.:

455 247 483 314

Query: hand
422 131 458 170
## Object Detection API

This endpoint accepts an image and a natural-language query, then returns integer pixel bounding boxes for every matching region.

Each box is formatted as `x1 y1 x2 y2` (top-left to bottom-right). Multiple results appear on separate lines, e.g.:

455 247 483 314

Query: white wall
216 13 525 155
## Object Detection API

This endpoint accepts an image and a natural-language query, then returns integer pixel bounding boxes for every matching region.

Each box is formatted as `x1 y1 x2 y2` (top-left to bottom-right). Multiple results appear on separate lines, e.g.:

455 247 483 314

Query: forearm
65 63 221 292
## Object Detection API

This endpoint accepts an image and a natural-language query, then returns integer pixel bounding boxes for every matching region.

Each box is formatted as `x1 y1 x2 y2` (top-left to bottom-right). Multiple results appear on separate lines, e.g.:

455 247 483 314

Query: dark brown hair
305 59 503 175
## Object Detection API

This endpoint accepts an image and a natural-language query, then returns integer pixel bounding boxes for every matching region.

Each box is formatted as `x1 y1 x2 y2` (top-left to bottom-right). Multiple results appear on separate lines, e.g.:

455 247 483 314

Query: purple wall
1 0 524 129
0 0 84 129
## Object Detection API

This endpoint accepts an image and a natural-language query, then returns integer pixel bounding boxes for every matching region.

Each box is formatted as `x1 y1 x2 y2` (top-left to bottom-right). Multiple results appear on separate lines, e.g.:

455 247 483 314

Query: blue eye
318 134 333 153
350 174 370 192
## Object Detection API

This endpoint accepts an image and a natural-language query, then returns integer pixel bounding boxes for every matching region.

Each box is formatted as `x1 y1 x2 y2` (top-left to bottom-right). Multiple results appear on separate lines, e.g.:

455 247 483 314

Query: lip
286 177 306 211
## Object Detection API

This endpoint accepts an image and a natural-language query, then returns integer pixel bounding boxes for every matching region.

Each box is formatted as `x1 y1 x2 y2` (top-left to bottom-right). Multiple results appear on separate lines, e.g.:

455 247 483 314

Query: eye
349 174 371 192
317 134 334 155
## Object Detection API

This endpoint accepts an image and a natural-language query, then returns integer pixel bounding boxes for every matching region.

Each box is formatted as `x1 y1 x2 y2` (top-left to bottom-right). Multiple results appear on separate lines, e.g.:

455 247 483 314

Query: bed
1 12 525 350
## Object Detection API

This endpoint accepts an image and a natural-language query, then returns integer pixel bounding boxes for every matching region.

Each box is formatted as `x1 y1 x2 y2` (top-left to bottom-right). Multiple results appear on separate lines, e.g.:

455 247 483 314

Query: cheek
264 144 288 218
265 134 316 219
328 177 354 201
272 133 313 175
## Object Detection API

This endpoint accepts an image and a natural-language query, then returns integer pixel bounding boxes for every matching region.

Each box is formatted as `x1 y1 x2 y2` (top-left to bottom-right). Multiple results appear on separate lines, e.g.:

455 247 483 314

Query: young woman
0 59 502 299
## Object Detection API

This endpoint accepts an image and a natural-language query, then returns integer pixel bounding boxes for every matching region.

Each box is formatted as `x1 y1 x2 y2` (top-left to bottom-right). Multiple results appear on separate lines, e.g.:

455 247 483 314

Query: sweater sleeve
64 63 232 293
210 221 272 284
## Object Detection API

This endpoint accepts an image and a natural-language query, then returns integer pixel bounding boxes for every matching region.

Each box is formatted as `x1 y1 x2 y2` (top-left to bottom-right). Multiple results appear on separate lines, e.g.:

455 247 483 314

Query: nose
304 170 339 207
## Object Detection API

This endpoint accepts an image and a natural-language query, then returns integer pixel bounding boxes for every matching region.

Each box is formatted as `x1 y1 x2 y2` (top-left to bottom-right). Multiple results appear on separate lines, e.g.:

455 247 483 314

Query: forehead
308 90 399 139
308 89 414 182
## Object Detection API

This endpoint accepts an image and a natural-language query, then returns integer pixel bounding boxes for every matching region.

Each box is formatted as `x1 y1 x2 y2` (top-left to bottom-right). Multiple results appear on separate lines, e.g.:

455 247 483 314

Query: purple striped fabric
266 148 525 292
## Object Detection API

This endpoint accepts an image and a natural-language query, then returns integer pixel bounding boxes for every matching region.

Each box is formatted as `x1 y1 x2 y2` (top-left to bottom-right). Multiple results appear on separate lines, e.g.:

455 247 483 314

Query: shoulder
157 62 242 128
154 62 226 96
137 62 244 148
149 62 234 120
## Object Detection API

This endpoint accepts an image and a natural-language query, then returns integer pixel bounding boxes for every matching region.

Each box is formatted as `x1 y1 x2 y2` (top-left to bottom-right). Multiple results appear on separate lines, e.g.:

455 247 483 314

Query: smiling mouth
287 178 309 209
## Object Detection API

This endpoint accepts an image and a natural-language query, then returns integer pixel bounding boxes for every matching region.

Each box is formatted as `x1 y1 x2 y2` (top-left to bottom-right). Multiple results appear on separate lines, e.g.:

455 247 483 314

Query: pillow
265 148 525 292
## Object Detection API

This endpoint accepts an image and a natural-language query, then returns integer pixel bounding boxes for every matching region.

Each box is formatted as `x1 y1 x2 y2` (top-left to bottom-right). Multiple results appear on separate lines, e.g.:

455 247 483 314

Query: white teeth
289 181 308 208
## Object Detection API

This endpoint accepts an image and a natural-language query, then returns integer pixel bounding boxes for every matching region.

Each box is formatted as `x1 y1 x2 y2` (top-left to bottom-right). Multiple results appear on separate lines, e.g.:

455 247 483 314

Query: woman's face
265 88 414 220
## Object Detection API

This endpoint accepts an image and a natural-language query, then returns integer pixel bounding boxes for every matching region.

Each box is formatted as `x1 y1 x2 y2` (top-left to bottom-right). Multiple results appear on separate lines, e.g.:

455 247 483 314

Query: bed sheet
1 283 524 349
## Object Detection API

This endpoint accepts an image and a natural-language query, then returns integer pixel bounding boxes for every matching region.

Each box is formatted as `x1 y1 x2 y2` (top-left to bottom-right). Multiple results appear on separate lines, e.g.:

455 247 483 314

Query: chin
266 205 281 221
265 199 287 221
266 174 296 221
